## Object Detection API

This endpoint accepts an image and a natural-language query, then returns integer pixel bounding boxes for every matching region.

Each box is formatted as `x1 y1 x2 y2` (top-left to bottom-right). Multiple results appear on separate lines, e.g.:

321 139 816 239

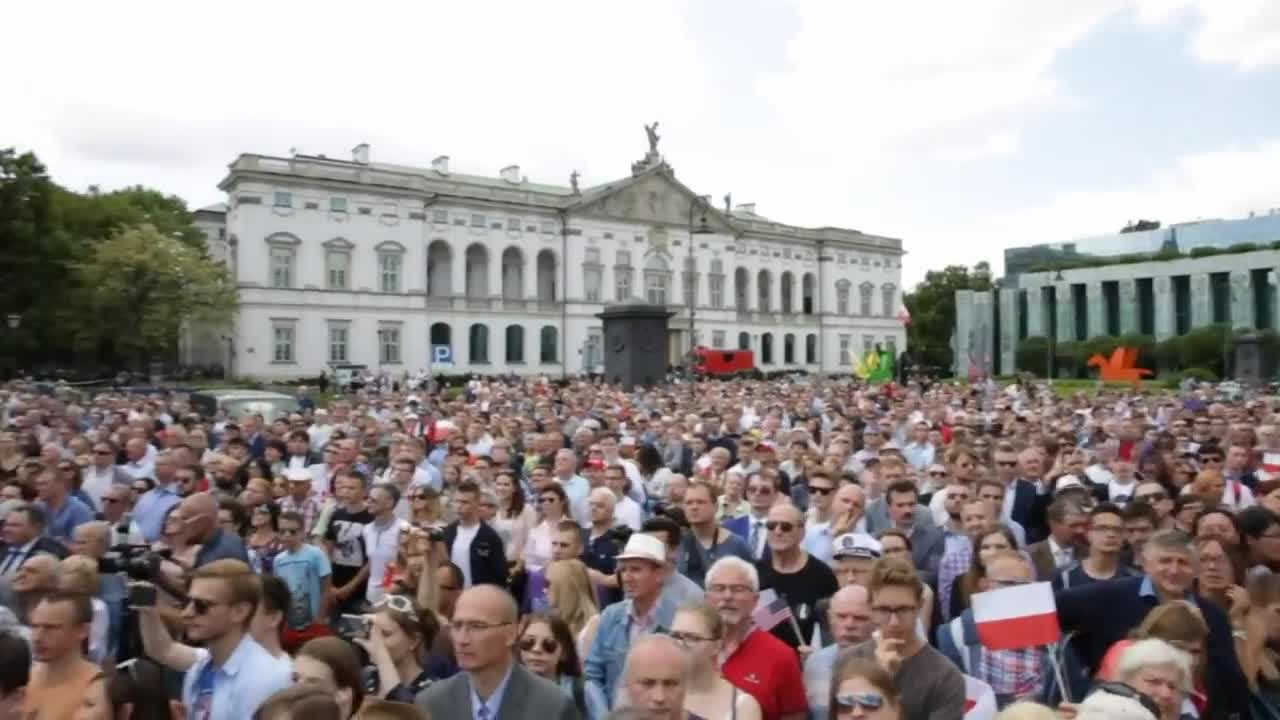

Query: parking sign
432 345 453 365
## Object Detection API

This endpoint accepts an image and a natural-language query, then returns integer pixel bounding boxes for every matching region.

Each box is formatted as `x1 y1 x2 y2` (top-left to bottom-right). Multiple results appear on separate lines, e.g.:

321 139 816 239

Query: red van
692 347 755 376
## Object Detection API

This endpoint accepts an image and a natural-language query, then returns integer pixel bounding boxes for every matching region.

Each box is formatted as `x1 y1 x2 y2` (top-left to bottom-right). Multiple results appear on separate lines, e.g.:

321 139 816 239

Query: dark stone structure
1234 333 1262 384
597 304 674 390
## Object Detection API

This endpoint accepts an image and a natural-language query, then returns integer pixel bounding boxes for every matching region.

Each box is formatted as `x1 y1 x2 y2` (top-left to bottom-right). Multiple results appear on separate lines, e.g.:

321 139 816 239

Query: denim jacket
583 593 679 711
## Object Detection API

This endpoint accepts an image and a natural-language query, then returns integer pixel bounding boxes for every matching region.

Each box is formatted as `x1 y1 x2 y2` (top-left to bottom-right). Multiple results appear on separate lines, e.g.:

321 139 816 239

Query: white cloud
1136 0 1280 70
900 139 1280 286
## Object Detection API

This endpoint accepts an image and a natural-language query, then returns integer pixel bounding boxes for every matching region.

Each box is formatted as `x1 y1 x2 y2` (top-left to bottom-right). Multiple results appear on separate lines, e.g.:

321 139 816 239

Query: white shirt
613 495 643 531
362 517 406 604
120 458 155 481
1048 537 1075 569
747 514 769 560
181 636 293 720
80 465 117 509
452 522 481 587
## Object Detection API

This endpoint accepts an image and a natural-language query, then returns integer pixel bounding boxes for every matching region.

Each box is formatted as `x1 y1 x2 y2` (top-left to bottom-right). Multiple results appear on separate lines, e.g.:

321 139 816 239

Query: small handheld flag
963 675 997 720
971 581 1060 651
752 589 793 632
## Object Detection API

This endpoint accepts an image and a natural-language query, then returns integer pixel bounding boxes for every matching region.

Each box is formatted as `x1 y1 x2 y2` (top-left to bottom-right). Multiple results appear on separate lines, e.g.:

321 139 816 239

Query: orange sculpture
1087 346 1153 385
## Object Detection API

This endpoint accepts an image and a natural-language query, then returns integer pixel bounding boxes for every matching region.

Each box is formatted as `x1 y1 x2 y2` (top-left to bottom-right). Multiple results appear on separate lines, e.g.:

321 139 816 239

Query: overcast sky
6 0 1280 288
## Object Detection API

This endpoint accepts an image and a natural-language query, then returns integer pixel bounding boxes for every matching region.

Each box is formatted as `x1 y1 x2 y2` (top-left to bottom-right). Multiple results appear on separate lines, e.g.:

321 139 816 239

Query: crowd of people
0 373 1278 720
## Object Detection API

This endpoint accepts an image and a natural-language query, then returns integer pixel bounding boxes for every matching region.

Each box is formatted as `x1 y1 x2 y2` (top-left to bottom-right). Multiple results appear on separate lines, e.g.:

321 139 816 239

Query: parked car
190 389 301 421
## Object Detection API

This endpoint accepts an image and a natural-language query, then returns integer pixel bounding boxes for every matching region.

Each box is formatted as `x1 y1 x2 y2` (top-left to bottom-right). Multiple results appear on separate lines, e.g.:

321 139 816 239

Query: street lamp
686 195 714 383
5 314 18 330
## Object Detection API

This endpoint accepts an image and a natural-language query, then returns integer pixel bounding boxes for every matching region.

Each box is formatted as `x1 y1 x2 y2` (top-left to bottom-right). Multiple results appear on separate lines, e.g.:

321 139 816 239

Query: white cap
832 533 882 560
1054 476 1087 494
284 469 311 483
615 534 665 565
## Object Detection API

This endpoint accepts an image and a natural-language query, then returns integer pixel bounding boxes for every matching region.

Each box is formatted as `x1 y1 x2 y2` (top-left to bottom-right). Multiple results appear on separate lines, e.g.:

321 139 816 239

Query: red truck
692 347 755 376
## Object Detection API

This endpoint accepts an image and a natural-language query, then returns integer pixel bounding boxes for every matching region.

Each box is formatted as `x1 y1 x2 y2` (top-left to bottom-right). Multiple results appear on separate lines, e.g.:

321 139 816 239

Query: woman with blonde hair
57 555 109 663
993 702 1057 720
545 558 600 657
670 603 762 720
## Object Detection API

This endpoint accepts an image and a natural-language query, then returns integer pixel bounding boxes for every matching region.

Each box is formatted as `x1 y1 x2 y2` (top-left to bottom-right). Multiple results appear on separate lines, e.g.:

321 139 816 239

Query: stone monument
1233 333 1263 385
597 303 674 390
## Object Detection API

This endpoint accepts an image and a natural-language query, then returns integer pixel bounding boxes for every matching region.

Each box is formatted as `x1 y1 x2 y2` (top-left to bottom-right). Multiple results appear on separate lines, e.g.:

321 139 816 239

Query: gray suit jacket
415 662 579 720
863 499 935 535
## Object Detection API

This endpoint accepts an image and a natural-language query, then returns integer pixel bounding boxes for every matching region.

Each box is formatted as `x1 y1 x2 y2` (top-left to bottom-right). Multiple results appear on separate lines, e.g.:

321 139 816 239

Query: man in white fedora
583 532 679 713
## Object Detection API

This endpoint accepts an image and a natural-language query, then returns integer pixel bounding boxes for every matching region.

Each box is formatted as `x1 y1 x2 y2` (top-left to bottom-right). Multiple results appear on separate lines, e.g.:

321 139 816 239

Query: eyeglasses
706 583 754 595
1092 681 1162 720
668 631 714 648
809 486 834 496
520 636 559 653
835 692 884 710
374 594 416 614
184 597 223 615
929 471 949 478
996 461 1018 468
765 521 795 533
448 620 513 636
870 605 917 623
1135 492 1167 503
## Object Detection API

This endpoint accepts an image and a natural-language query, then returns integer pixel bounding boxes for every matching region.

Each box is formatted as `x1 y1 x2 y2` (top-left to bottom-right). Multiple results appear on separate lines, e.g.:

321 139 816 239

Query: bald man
803 585 873 718
621 635 690 720
415 585 577 719
182 493 249 568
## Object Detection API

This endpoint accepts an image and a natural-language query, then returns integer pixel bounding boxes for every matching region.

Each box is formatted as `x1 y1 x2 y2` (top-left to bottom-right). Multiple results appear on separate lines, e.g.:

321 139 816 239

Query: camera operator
582 487 623 606
99 484 145 546
147 493 249 619
135 559 292 719
70 521 126 658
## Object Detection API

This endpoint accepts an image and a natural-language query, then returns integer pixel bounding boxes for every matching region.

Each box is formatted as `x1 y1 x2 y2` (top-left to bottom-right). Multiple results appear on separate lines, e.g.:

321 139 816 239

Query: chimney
432 155 450 175
351 143 370 164
734 203 756 215
500 164 521 184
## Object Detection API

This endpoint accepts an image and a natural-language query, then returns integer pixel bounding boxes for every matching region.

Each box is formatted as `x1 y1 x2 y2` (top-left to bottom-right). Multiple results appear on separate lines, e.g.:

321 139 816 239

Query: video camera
99 544 170 581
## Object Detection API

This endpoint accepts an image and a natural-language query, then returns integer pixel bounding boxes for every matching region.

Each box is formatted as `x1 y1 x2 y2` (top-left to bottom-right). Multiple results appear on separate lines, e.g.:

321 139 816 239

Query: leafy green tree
903 263 993 373
67 224 235 363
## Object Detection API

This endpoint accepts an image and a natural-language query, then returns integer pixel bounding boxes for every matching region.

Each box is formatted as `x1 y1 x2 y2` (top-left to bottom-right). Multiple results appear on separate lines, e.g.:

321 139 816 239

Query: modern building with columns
954 211 1280 377
197 138 905 379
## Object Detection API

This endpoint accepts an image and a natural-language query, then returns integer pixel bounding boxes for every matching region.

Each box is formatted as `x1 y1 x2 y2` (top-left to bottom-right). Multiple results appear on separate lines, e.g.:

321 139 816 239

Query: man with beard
138 559 292 719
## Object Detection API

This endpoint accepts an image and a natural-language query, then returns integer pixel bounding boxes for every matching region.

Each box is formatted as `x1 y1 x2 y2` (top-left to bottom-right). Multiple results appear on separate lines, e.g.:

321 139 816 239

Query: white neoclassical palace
193 138 906 379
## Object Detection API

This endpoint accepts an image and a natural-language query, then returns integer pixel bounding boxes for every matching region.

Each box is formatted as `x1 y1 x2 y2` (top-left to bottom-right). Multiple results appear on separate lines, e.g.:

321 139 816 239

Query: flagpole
1048 644 1071 704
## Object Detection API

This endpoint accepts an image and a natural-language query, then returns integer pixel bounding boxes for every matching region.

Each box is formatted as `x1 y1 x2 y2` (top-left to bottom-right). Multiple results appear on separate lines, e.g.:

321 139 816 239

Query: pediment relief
575 172 733 232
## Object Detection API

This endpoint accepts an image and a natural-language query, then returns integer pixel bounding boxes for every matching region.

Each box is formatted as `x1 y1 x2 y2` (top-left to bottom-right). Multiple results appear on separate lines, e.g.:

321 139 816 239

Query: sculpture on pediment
644 122 661 154
570 170 580 195
724 193 732 214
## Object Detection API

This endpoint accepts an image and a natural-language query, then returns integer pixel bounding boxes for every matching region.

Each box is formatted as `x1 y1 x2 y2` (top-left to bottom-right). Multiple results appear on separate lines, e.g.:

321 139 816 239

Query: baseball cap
1054 476 1087 495
284 469 312 484
832 533 882 560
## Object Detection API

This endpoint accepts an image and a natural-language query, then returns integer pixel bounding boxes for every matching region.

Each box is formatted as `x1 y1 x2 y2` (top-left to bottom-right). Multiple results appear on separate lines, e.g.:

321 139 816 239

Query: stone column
1086 282 1105 338
1119 279 1138 335
1191 273 1211 328
523 256 539 301
1025 286 1044 337
1230 270 1253 329
1154 275 1174 340
999 288 1018 373
1055 282 1074 342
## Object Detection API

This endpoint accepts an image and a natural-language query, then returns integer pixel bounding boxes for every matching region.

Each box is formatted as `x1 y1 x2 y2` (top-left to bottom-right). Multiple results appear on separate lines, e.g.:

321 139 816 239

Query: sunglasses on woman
835 692 884 711
374 594 416 614
520 636 558 653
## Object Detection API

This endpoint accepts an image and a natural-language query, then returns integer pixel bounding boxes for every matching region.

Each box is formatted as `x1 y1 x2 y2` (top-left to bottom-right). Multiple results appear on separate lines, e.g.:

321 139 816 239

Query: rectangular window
326 251 350 290
683 273 697 306
272 323 295 363
839 334 852 365
507 217 521 231
709 276 724 309
269 248 294 289
328 324 349 363
584 247 601 265
616 250 631 266
329 197 348 213
432 209 448 224
541 220 555 234
584 267 602 303
616 270 632 302
471 213 485 227
645 274 668 306
885 336 897 357
379 327 401 364
379 254 401 293
712 330 726 349
273 191 292 208
862 334 875 354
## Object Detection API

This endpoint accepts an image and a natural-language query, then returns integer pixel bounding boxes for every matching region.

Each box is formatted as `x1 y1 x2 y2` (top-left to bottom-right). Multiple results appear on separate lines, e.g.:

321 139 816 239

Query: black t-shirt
756 554 838 649
325 506 374 590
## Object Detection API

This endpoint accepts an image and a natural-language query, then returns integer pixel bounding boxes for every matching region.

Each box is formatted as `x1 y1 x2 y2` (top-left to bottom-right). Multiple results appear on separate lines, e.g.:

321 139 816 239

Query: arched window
761 333 774 364
859 282 874 316
644 255 670 306
757 271 772 313
734 267 750 311
540 325 558 363
505 325 524 363
784 333 796 364
465 244 489 299
501 247 524 299
780 272 794 314
882 283 897 317
805 334 817 364
537 250 557 307
468 323 489 364
427 241 452 297
802 273 816 314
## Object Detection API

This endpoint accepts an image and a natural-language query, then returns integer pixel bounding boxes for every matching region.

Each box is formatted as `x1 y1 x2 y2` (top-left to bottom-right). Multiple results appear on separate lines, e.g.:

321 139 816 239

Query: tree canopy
0 147 231 370
903 262 993 374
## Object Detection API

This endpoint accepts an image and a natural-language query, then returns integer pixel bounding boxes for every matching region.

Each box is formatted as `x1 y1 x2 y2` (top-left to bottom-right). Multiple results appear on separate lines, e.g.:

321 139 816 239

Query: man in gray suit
416 585 578 720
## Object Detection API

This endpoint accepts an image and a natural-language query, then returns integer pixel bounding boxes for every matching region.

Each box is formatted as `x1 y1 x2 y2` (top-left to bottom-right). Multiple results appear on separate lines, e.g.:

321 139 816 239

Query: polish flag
963 676 997 720
896 305 912 326
971 581 1060 651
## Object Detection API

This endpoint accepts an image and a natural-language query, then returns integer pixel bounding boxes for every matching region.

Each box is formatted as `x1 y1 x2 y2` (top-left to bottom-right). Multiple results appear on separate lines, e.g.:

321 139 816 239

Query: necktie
0 548 22 576
750 520 763 559
477 704 491 720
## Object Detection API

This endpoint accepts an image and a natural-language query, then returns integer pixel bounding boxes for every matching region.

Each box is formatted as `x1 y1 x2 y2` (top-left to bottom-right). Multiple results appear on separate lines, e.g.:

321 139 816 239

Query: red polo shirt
721 629 807 720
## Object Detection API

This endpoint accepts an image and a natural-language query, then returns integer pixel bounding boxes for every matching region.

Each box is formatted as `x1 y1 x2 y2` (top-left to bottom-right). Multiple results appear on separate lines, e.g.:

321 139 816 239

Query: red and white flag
971 581 1060 651
896 305 912 326
963 676 997 720
752 589 793 632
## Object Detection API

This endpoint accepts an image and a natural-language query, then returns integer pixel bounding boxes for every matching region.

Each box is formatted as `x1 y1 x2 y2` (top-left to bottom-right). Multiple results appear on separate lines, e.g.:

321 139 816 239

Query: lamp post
686 195 714 385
